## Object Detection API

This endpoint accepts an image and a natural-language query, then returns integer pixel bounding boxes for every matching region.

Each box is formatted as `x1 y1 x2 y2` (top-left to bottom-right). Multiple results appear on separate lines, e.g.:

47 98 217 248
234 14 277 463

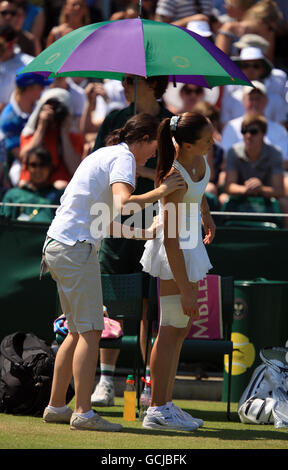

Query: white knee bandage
160 295 189 328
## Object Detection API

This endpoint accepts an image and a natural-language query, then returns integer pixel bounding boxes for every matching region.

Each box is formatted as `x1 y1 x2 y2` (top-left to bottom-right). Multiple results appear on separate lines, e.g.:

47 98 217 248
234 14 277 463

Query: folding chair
99 272 143 409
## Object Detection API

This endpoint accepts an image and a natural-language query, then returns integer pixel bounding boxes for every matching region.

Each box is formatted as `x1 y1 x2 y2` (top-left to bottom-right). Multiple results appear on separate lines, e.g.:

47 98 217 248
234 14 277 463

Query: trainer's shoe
70 412 122 432
170 403 204 428
142 405 198 431
43 406 73 424
91 381 115 406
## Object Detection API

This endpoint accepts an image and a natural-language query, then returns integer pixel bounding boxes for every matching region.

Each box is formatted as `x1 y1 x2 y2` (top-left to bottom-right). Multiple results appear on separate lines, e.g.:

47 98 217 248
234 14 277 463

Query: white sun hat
187 20 212 37
231 47 273 79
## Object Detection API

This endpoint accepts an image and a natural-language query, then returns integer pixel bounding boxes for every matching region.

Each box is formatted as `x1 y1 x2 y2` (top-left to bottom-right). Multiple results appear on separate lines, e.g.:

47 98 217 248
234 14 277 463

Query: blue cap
16 70 53 88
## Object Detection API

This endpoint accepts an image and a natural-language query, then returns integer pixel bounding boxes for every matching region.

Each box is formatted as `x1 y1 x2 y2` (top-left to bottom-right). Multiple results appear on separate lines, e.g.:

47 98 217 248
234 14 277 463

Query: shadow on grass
97 408 238 423
95 409 123 418
118 425 288 441
95 408 288 442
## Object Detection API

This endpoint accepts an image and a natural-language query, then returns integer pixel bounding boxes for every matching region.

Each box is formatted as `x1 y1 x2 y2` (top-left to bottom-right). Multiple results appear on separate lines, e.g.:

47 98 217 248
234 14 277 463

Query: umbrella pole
133 0 142 114
133 78 138 115
138 0 142 17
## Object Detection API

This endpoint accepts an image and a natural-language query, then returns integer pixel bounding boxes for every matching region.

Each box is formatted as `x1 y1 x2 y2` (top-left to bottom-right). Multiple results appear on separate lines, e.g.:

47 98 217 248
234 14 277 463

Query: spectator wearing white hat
233 33 270 52
233 35 288 104
221 81 288 169
187 18 212 36
220 46 288 126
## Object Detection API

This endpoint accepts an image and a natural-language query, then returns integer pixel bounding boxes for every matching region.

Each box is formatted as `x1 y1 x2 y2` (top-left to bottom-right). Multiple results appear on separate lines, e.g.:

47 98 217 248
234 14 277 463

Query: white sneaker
142 405 198 431
70 412 122 432
43 406 73 424
170 403 204 428
91 381 115 406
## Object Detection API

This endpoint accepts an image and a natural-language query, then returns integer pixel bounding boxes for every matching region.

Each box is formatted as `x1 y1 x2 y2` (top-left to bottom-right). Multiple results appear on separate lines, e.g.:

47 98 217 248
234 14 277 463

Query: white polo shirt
47 143 136 246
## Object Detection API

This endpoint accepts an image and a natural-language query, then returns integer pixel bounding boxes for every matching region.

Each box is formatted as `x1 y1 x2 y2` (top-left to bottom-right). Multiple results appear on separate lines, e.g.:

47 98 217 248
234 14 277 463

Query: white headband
170 115 180 132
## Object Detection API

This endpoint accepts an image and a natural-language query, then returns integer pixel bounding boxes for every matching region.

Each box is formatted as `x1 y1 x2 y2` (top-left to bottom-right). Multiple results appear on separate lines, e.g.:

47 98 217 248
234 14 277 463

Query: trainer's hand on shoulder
159 171 186 196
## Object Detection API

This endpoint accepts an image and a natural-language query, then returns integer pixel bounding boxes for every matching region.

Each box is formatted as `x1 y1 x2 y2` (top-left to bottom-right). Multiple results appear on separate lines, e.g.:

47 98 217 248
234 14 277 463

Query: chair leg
226 350 232 421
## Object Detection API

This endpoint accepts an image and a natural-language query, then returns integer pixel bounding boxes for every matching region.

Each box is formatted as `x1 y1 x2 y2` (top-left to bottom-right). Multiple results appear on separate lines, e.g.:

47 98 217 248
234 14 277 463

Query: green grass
1 398 288 450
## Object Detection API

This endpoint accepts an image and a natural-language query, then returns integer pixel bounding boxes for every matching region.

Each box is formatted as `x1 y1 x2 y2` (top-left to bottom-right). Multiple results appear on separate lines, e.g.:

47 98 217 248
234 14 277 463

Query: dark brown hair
156 112 210 186
146 76 169 100
105 113 160 146
193 101 220 126
25 146 53 169
241 113 267 134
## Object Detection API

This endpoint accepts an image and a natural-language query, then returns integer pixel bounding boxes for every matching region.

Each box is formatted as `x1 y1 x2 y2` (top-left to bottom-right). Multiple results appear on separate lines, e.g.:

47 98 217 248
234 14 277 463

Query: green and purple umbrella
20 18 251 89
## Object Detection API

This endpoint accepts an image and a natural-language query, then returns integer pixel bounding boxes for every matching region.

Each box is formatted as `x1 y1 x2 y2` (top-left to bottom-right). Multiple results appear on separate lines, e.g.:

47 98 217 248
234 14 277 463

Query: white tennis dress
140 158 213 283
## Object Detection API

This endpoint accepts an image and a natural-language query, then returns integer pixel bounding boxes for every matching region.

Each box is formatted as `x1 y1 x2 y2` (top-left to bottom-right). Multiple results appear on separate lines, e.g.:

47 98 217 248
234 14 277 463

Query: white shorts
44 238 104 334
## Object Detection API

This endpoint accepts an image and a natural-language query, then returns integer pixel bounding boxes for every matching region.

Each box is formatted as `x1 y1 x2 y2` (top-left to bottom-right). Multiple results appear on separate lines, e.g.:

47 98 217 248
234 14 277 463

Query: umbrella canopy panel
20 18 251 88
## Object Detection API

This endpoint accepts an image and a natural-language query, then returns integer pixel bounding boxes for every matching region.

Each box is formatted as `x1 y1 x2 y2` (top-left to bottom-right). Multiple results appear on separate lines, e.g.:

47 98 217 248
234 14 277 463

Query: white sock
47 405 69 414
75 410 95 419
100 376 113 386
100 363 115 384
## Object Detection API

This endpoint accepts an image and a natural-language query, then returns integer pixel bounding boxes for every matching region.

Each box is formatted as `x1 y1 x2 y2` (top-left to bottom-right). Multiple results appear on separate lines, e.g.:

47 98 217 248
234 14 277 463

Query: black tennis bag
0 332 72 416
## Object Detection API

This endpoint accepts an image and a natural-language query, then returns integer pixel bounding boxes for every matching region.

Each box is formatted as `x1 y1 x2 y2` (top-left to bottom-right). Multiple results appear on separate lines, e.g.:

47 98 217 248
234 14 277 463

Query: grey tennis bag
238 347 288 428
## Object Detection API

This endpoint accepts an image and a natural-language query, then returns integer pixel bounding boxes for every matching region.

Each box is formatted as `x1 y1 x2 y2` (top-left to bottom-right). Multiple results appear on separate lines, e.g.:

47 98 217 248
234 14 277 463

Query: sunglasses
0 9 16 16
182 87 203 95
122 76 146 86
241 127 260 136
28 162 50 168
240 62 263 70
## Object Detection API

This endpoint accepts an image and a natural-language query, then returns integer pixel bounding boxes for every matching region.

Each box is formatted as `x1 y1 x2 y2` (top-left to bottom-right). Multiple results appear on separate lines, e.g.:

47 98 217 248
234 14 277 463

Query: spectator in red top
19 88 83 189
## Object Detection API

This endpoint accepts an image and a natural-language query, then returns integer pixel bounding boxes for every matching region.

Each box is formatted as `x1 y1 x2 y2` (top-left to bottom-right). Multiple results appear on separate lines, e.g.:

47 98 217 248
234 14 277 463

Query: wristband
217 29 234 39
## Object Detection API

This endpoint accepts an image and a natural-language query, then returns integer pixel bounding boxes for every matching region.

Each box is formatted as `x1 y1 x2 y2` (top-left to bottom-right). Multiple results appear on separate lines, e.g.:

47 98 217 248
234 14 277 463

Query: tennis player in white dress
140 112 216 431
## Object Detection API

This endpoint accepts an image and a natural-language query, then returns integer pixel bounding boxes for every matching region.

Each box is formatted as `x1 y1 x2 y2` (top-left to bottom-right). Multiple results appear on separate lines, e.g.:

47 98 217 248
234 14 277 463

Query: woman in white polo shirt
41 113 185 432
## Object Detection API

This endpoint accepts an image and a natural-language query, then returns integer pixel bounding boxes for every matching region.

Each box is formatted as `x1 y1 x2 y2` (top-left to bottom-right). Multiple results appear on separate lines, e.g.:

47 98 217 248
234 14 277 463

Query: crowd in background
0 0 288 227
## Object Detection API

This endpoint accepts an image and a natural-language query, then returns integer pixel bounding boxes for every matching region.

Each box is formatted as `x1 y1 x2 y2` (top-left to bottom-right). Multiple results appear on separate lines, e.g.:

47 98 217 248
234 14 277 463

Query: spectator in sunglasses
178 84 205 113
232 33 288 110
162 82 206 115
0 146 63 222
12 0 45 47
220 46 288 126
0 0 40 55
223 113 288 226
221 81 288 169
0 24 33 113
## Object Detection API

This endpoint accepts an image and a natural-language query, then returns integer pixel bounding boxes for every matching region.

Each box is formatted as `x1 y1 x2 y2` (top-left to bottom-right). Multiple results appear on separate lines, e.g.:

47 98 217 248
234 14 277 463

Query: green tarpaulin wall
0 218 57 343
0 219 288 344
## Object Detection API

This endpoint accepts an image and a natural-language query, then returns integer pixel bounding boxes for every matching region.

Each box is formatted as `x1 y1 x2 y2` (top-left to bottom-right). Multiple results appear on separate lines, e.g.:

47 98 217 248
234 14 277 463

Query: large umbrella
20 18 251 89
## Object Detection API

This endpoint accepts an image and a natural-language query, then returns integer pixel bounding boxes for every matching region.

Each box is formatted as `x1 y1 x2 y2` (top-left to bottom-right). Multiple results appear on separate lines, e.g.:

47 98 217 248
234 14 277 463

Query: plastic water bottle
123 374 136 421
139 377 151 421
